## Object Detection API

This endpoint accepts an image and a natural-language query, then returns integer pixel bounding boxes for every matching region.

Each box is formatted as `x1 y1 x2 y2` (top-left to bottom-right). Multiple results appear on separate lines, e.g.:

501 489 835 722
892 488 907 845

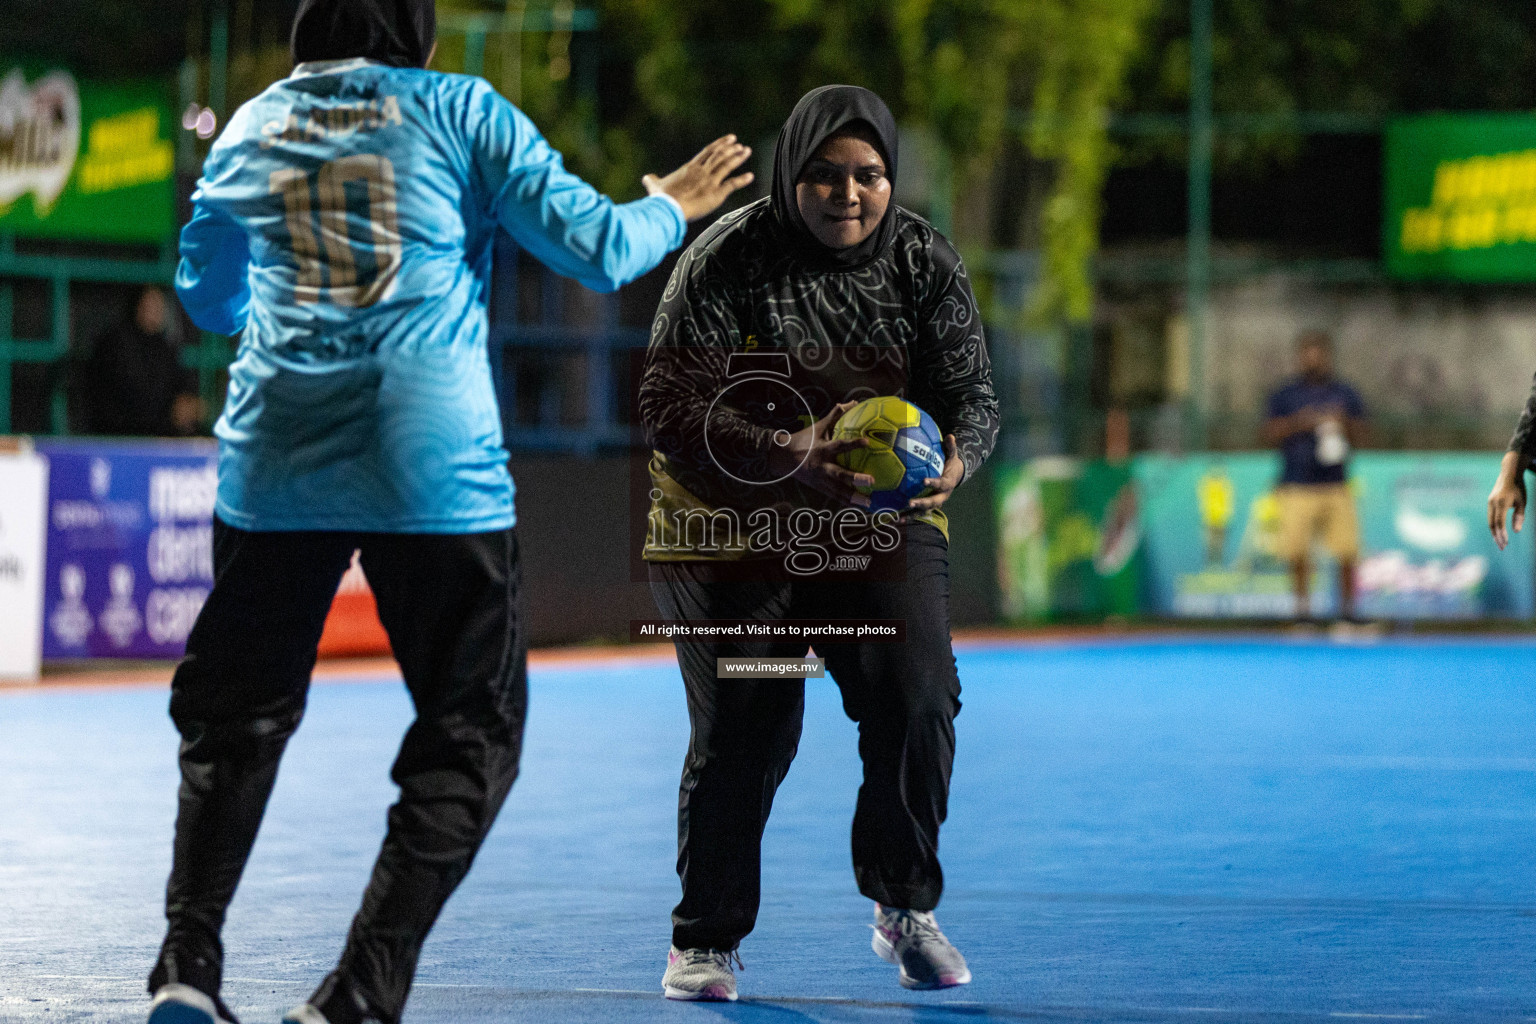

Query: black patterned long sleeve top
637 199 999 561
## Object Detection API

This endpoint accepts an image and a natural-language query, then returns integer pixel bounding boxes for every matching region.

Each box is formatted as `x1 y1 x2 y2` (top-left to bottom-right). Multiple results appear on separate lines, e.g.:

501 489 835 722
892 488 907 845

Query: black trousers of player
148 517 527 1024
650 524 961 952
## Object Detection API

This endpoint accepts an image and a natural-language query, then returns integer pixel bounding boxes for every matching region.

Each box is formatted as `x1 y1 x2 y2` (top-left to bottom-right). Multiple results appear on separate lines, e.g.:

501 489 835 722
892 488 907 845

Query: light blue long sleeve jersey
176 57 686 532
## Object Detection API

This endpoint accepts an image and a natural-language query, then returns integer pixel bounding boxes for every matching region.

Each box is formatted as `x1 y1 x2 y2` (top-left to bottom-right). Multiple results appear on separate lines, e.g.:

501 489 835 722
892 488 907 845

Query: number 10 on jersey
269 154 402 308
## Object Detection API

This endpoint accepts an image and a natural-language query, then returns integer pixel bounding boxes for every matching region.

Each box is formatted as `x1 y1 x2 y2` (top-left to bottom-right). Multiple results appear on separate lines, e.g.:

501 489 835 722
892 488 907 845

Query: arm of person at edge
902 238 999 513
1489 373 1536 549
637 249 876 507
469 82 752 292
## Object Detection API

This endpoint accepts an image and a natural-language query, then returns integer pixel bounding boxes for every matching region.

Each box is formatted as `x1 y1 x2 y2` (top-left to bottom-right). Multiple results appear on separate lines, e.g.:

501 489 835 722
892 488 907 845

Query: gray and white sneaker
871 904 972 989
280 999 385 1024
147 983 238 1024
662 945 740 1001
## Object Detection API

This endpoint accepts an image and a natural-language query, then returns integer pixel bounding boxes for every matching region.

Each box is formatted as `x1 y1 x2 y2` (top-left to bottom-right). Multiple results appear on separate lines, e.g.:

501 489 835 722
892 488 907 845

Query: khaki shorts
1276 484 1360 562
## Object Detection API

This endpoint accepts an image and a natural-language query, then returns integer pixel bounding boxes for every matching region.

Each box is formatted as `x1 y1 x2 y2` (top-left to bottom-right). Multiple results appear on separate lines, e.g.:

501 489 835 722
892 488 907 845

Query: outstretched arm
470 85 751 292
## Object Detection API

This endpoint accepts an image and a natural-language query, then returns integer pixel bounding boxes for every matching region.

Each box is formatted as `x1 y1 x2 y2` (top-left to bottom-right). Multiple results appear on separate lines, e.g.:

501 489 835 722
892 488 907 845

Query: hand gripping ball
832 396 946 511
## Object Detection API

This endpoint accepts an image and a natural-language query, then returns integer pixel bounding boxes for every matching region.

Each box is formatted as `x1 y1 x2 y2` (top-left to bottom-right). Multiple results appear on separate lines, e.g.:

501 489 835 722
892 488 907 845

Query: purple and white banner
37 438 217 660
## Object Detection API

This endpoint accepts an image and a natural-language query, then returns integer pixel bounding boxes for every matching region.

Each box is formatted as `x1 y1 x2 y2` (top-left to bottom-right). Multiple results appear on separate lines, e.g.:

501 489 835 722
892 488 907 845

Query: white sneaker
147 983 238 1024
871 904 972 989
662 945 740 1001
280 1005 330 1024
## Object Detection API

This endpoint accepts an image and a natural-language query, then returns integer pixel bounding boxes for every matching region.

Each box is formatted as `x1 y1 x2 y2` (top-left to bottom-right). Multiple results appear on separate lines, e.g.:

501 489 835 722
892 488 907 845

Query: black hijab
291 0 436 69
771 85 900 272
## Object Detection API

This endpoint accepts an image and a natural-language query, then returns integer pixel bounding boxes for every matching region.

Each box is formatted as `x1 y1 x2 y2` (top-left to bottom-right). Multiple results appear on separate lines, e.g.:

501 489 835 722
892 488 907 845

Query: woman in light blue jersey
147 3 753 1024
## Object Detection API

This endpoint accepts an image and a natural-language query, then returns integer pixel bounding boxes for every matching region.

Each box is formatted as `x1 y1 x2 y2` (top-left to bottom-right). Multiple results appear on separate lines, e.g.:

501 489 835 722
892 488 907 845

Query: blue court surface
3 637 1534 1024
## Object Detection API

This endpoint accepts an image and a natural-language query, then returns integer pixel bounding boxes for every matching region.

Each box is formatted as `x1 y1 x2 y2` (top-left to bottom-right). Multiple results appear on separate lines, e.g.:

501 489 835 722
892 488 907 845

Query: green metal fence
0 234 234 435
0 3 600 438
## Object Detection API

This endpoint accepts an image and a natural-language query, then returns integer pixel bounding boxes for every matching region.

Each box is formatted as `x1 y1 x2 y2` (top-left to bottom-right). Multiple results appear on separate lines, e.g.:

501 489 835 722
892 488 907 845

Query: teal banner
1134 452 1534 619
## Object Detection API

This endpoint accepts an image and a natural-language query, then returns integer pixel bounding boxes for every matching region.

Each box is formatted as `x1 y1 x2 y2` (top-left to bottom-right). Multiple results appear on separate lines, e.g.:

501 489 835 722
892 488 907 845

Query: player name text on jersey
259 96 404 149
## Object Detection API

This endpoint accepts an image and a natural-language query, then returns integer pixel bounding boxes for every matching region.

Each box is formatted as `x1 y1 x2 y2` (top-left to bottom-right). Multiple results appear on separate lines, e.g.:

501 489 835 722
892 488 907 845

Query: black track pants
149 517 527 1024
649 524 961 952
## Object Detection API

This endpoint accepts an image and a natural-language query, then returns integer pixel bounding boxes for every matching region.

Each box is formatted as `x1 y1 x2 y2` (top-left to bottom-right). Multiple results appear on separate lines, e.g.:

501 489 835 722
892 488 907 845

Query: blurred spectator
1262 329 1367 625
84 286 205 436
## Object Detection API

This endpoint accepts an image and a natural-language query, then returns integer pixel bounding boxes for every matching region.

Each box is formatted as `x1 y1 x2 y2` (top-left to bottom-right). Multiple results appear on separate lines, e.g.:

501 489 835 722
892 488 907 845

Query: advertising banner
33 438 393 662
996 457 1141 622
1136 452 1534 619
37 439 218 659
0 447 49 678
1385 114 1536 281
0 66 175 243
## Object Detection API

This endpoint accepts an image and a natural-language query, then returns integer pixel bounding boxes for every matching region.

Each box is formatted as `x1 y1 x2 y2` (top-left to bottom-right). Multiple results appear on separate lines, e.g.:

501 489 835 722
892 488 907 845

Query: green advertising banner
1385 114 1536 281
995 457 1141 622
0 67 175 243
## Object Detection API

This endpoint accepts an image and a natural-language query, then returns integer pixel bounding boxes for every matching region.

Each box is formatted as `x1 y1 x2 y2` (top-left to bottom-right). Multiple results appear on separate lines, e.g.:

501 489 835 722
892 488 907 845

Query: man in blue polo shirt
1262 329 1367 623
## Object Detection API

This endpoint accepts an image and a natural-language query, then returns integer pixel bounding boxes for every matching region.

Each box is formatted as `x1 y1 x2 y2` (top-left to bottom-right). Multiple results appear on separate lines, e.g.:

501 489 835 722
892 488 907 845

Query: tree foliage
18 0 1536 325
1119 0 1536 167
1129 0 1536 115
462 0 1155 324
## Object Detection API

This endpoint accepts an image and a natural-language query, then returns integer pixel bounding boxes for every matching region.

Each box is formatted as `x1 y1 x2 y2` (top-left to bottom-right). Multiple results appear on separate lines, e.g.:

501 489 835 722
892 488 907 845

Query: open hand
904 435 963 513
769 401 873 507
643 135 754 222
1489 450 1527 550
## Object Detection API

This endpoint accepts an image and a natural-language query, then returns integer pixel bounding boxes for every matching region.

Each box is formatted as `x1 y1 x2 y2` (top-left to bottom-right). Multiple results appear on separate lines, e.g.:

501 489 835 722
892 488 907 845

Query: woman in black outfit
639 85 998 1001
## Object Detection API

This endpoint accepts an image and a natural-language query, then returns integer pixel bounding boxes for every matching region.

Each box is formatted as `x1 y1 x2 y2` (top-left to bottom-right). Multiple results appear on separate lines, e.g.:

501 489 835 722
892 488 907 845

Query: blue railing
489 241 649 454
489 243 1050 456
